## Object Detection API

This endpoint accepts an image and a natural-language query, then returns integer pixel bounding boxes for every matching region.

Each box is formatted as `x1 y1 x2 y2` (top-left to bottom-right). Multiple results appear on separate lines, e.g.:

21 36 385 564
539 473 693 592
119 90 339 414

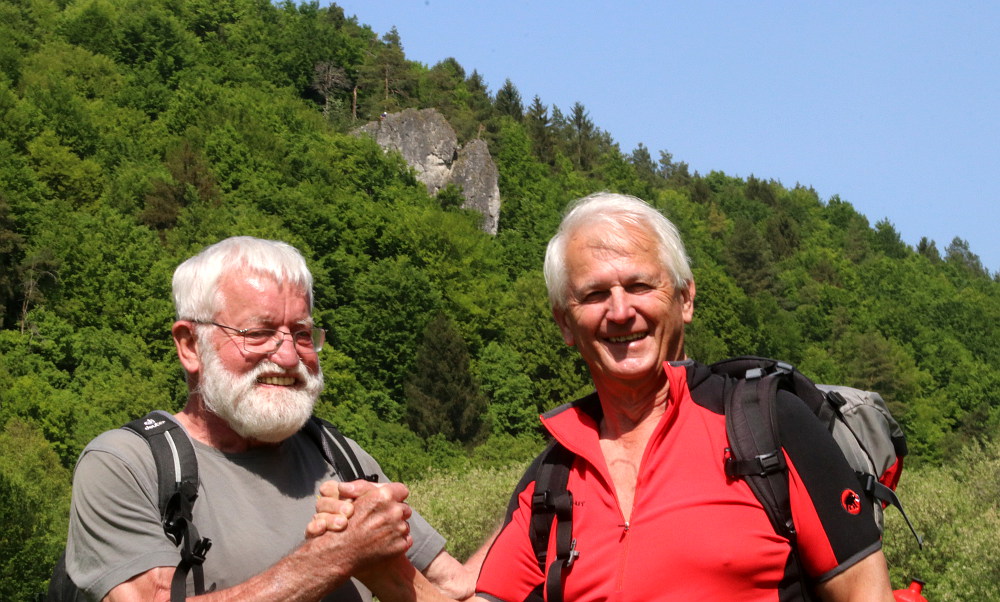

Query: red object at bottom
893 579 927 602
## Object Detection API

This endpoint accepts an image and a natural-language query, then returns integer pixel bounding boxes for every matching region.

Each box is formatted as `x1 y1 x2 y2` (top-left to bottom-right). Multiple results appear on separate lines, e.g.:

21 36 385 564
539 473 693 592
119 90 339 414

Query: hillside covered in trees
1 0 998 597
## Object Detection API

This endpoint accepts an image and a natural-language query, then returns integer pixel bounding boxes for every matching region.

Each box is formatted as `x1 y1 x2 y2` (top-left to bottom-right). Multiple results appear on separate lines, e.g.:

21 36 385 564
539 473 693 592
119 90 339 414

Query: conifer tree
526 95 555 164
569 101 597 170
404 312 488 444
494 78 523 120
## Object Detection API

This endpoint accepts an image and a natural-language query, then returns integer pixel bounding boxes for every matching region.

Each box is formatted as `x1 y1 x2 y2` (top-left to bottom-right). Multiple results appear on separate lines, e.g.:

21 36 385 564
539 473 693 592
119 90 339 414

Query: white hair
172 236 314 321
543 192 692 311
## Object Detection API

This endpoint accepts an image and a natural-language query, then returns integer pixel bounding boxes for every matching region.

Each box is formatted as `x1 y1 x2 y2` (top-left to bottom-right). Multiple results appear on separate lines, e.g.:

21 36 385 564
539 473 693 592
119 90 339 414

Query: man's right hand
307 480 414 575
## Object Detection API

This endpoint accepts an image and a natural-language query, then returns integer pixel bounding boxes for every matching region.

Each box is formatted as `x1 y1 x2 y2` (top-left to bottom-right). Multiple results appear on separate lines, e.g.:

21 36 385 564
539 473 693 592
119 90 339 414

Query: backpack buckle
190 537 212 565
723 447 737 479
532 489 554 512
564 538 579 567
724 448 785 478
751 450 785 477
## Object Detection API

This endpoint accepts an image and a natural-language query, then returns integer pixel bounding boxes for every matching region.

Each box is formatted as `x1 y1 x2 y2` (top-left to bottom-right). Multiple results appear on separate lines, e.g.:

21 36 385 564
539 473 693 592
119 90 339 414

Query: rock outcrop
354 108 501 234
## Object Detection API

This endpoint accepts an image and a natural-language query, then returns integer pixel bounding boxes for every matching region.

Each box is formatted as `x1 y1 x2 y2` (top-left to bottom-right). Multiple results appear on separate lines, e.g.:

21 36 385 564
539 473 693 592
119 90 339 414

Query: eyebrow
576 269 659 290
239 315 313 328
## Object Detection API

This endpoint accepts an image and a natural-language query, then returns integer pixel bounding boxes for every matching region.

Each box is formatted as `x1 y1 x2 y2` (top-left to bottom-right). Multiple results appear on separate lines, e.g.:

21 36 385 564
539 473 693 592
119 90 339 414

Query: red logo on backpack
841 489 862 515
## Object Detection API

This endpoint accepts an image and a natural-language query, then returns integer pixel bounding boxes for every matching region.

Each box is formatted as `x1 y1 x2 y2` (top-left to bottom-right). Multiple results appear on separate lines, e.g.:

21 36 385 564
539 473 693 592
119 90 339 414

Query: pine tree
569 101 597 170
404 313 488 444
493 78 523 120
526 95 554 164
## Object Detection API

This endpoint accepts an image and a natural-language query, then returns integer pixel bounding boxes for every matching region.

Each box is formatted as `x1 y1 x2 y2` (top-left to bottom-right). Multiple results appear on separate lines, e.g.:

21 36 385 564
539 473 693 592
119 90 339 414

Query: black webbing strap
713 360 812 600
122 412 211 601
860 473 923 548
723 370 795 540
170 512 211 602
528 442 577 602
301 417 378 483
544 487 578 602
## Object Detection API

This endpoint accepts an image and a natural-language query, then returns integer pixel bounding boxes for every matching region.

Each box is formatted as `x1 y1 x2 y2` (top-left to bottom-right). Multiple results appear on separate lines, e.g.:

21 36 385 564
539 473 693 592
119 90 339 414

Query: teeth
258 376 295 386
608 333 645 343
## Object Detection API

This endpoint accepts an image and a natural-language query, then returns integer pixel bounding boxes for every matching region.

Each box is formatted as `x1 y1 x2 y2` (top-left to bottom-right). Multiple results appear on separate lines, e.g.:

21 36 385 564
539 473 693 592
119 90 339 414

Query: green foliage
404 312 488 445
725 217 776 295
476 342 538 436
407 462 528 561
332 255 442 401
685 262 755 362
883 438 1000 599
493 78 523 121
0 419 72 600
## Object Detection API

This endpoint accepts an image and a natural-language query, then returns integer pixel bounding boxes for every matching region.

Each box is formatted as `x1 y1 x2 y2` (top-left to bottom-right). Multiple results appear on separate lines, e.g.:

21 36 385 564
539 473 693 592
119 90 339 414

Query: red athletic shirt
476 361 881 601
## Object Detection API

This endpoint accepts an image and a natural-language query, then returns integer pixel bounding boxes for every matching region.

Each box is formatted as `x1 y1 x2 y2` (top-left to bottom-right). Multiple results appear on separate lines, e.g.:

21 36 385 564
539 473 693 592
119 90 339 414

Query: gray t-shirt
66 421 445 601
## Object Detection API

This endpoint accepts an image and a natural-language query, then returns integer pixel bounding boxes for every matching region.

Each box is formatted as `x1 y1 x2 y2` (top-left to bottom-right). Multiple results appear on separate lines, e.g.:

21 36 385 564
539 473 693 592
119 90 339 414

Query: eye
292 330 315 346
243 329 276 345
581 289 610 303
626 282 653 294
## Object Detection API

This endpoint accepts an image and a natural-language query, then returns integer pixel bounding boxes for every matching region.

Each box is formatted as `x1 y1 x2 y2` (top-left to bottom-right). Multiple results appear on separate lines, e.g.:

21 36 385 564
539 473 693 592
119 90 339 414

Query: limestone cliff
354 108 500 235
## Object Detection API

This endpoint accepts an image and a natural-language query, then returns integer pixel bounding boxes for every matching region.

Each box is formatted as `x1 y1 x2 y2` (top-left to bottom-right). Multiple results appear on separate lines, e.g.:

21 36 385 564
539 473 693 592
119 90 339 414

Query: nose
606 288 635 322
268 333 302 368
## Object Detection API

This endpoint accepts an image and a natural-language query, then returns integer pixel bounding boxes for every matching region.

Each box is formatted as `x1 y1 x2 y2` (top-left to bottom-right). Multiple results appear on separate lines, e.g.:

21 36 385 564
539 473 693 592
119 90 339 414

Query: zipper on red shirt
616 520 631 591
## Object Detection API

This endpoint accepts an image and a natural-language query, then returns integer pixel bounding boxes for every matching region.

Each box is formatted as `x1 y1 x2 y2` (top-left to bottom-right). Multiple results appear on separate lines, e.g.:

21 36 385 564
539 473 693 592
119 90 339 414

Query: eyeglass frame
190 320 326 355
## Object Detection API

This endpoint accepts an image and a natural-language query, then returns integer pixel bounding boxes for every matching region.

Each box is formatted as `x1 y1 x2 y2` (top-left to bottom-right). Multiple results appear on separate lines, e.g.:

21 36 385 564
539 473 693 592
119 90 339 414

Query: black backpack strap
712 358 820 600
301 417 378 483
860 474 923 547
528 441 577 602
718 361 796 540
122 412 211 601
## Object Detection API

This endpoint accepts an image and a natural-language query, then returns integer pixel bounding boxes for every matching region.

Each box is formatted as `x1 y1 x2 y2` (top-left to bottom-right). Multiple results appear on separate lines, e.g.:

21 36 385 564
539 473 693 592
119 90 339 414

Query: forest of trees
1 0 998 598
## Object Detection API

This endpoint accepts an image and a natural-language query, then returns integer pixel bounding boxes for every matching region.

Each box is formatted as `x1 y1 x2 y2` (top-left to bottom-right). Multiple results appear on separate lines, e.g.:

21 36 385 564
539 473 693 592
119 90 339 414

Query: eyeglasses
193 321 325 355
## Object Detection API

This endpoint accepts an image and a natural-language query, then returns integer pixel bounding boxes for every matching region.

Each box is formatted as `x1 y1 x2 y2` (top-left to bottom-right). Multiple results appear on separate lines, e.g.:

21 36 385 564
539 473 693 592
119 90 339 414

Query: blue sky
333 1 999 274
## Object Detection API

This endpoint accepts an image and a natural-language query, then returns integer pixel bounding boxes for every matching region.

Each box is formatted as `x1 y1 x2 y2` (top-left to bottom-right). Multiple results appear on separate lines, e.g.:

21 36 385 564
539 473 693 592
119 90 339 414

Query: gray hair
543 192 692 311
172 236 314 321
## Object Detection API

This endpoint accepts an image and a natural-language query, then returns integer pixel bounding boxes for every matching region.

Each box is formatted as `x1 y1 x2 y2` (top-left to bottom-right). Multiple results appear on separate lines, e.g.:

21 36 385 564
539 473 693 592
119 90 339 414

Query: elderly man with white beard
62 236 474 602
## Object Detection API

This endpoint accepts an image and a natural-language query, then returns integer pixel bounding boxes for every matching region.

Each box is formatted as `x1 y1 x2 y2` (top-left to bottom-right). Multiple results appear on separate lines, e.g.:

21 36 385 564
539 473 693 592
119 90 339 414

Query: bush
883 437 1000 599
407 462 529 561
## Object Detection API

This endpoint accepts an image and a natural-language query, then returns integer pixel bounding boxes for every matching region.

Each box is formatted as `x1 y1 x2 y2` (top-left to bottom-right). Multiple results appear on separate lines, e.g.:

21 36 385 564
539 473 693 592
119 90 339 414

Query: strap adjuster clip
564 538 579 567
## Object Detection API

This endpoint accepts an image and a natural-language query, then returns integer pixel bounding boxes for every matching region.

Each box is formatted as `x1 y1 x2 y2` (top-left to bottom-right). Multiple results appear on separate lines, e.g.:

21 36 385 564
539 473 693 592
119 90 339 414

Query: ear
679 279 696 324
552 307 576 346
172 321 202 375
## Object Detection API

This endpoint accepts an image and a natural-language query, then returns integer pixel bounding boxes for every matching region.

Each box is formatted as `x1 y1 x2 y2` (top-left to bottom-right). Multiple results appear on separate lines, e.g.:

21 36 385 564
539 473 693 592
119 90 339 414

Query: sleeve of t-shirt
66 429 179 601
777 390 883 582
347 441 447 572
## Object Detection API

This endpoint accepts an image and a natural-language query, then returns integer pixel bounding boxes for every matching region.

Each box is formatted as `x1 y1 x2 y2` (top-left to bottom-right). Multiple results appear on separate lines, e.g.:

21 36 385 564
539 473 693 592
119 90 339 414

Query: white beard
196 332 323 443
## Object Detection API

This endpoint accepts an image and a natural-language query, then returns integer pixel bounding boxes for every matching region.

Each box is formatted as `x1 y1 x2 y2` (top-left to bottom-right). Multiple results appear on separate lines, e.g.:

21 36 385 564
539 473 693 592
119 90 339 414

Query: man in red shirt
324 192 895 601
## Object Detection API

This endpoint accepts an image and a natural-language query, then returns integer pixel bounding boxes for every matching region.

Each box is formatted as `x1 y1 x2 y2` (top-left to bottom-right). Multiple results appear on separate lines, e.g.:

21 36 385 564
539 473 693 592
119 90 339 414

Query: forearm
105 534 355 602
463 526 500 578
360 555 490 602
421 551 477 600
195 536 354 601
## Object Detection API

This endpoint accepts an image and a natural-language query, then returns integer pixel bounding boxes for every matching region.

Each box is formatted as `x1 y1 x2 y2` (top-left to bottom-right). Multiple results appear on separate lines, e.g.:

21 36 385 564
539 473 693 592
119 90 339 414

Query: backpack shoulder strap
301 416 378 483
718 362 796 540
121 411 211 601
121 412 198 522
528 440 577 602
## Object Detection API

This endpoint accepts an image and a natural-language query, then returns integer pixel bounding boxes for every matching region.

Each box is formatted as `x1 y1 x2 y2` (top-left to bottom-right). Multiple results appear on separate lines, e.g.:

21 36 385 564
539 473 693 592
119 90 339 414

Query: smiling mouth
607 332 646 344
257 376 296 386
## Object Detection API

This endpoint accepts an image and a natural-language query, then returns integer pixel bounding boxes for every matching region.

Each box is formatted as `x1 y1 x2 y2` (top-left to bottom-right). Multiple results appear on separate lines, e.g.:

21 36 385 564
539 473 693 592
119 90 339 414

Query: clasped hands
305 479 414 579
